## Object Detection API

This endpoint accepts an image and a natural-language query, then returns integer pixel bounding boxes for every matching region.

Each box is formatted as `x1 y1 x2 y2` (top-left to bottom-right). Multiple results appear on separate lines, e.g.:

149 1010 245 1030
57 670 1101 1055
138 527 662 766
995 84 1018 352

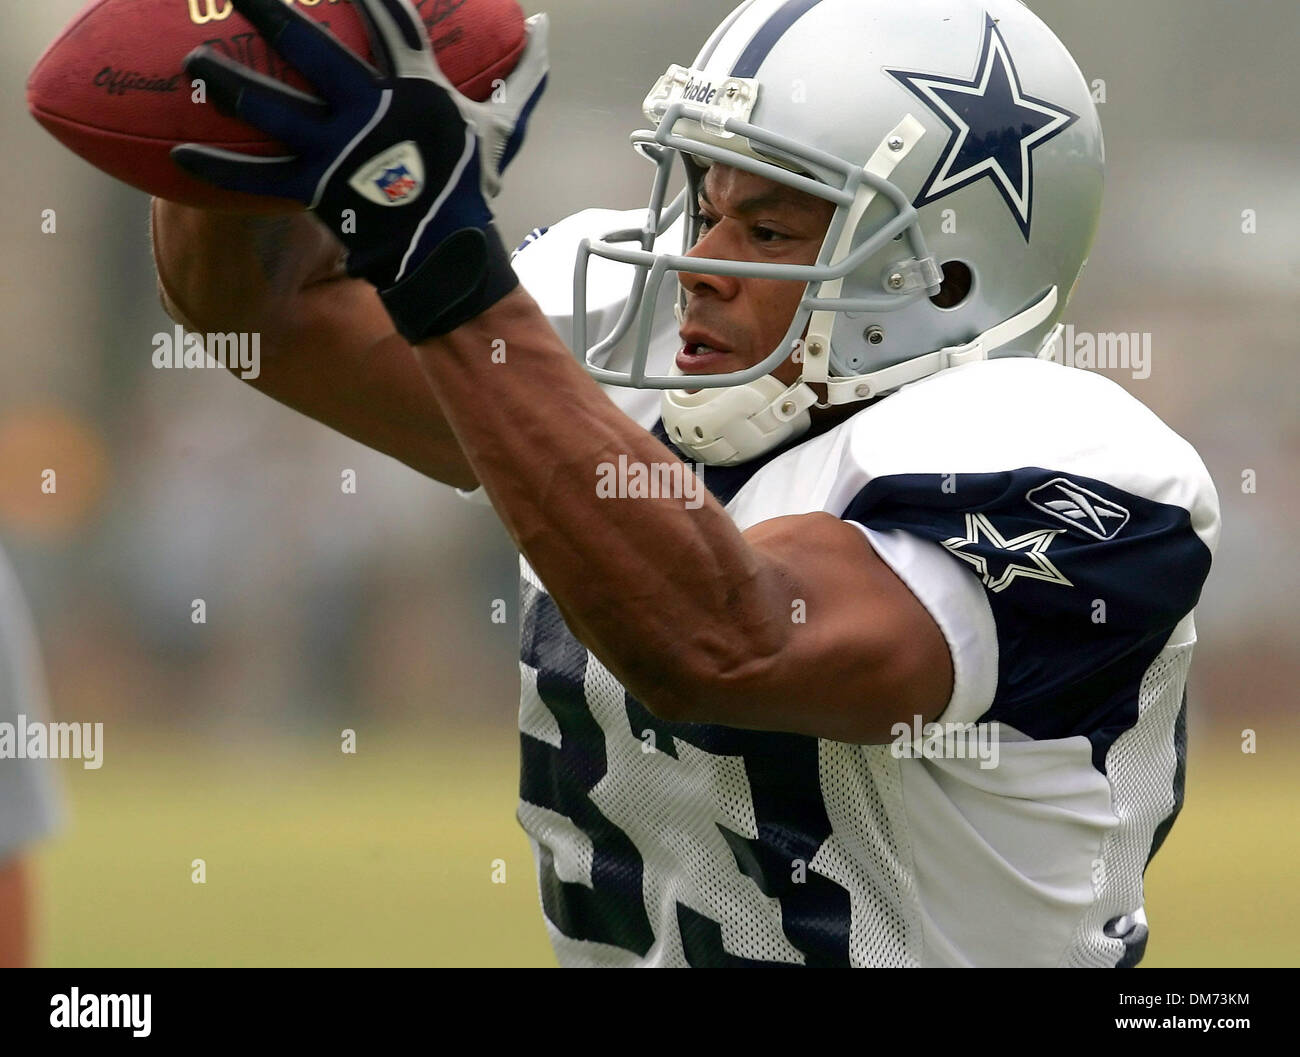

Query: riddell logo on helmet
681 78 720 106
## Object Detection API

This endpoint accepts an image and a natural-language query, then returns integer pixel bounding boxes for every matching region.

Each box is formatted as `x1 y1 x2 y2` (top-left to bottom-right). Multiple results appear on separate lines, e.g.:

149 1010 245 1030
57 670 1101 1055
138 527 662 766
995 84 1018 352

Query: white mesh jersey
490 209 1221 967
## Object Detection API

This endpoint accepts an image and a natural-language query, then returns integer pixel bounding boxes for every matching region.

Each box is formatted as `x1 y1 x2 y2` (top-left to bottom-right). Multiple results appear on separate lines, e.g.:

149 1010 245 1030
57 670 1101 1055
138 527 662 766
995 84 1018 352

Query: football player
0 543 62 967
153 0 1220 966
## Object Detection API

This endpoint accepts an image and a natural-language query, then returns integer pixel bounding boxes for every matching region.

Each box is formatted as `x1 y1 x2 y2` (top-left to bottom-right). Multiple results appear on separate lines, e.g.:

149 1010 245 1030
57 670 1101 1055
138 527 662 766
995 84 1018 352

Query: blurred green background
3 0 1298 968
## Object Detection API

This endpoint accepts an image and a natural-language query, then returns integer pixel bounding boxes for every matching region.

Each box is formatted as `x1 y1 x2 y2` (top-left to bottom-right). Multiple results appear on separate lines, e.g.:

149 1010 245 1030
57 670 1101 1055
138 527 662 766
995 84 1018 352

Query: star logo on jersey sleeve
886 14 1079 240
941 512 1073 593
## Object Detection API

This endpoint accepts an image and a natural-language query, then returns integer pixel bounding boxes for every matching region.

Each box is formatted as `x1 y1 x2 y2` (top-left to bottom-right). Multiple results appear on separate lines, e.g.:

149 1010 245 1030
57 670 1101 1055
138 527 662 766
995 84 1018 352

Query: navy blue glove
172 0 549 343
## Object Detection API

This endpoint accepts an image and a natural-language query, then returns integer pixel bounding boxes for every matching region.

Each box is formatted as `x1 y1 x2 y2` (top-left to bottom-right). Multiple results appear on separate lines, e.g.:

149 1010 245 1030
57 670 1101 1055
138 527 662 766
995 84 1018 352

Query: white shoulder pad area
829 358 1221 554
509 205 687 431
456 208 689 508
511 208 683 358
512 208 634 350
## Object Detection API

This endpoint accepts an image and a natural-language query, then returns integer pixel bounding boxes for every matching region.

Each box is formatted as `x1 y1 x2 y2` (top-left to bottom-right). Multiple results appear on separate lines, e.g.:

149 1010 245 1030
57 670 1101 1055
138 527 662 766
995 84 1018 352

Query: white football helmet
573 0 1105 465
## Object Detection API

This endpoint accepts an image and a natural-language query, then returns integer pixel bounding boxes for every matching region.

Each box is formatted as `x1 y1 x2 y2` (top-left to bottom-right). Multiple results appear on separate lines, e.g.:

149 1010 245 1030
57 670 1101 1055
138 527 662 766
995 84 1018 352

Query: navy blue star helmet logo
887 14 1079 241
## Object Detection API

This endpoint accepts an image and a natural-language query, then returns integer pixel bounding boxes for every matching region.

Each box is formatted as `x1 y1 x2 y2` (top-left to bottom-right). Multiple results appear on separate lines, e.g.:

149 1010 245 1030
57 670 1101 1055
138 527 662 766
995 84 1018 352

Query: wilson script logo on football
186 0 348 26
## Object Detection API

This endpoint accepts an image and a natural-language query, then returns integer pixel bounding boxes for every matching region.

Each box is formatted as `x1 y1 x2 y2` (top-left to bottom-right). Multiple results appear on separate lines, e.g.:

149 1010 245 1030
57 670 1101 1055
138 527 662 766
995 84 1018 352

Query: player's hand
172 0 549 343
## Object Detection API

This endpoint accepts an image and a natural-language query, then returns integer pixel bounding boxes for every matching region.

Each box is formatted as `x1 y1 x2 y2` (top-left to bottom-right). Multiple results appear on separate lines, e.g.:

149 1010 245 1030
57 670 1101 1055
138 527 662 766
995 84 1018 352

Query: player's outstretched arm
417 289 953 742
151 200 477 490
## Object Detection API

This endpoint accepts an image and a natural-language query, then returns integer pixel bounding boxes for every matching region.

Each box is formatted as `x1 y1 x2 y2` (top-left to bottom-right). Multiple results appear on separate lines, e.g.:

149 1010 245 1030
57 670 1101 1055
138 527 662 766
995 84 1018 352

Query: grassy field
31 725 1298 967
35 726 557 967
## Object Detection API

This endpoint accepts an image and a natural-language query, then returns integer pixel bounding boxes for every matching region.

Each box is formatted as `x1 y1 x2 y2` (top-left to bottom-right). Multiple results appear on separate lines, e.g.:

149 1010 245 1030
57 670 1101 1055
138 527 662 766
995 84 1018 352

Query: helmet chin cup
660 368 818 466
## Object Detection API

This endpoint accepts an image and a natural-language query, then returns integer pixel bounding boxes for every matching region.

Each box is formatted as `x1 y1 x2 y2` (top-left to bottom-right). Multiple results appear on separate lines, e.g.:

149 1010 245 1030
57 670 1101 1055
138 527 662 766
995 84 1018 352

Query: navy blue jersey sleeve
842 467 1213 764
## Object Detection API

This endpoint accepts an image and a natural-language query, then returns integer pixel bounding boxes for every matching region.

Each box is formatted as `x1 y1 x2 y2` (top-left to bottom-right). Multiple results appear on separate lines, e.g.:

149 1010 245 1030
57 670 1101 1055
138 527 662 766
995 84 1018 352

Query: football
27 0 529 211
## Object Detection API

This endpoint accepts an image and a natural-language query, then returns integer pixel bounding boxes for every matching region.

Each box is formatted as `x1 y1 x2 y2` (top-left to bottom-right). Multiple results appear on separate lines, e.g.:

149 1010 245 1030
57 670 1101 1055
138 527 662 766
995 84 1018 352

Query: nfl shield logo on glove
348 142 426 207
377 165 418 202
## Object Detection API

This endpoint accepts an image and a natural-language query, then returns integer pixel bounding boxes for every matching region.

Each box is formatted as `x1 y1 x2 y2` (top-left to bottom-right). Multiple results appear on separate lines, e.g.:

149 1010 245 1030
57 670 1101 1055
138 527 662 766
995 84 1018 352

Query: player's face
676 163 835 387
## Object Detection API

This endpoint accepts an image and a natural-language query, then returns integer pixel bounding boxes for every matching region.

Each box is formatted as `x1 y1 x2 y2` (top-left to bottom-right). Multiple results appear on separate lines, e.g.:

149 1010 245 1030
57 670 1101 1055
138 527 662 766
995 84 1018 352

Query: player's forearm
150 200 340 335
415 289 792 716
151 200 477 489
222 323 480 489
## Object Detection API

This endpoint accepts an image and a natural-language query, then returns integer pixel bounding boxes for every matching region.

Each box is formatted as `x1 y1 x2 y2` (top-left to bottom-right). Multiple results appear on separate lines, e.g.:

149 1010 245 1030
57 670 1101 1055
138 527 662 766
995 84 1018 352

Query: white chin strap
661 285 1060 467
808 284 1060 400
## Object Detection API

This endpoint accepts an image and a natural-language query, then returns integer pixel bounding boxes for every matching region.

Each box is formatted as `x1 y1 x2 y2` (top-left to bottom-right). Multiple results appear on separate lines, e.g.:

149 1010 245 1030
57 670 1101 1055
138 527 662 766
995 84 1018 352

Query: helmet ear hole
930 261 973 309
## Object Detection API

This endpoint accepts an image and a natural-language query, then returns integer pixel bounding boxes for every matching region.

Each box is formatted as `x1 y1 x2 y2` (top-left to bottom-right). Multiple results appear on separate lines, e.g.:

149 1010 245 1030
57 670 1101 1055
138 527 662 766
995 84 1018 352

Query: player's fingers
483 16 551 183
171 144 310 204
500 13 552 121
227 0 378 98
185 49 327 152
496 73 547 176
350 0 441 82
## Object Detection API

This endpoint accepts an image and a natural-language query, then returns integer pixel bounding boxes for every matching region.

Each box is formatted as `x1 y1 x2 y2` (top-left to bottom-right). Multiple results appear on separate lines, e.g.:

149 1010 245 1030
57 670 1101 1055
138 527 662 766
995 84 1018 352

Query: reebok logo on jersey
1027 478 1130 540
